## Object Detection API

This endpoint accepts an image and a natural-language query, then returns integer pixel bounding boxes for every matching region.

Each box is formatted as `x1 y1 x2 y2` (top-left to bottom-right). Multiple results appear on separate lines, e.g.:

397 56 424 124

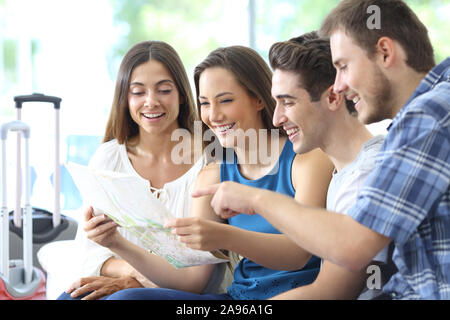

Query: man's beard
361 66 394 124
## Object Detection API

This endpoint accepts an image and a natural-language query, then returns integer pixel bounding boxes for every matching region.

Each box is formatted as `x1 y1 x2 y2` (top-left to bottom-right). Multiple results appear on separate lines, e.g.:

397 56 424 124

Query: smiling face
198 67 265 149
330 29 393 124
127 59 181 136
272 69 328 154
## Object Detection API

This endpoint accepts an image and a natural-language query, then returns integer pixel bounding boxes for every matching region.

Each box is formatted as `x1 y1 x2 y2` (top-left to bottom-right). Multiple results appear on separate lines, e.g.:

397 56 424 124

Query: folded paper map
66 162 229 268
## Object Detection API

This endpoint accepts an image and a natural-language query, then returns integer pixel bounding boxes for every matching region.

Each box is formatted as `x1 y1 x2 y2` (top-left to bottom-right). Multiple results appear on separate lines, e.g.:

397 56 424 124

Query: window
1 0 448 211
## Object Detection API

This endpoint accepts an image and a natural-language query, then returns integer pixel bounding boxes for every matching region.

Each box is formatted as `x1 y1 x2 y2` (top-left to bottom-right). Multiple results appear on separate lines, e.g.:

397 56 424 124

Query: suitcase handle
1 121 33 284
14 93 61 109
1 121 30 140
13 93 61 228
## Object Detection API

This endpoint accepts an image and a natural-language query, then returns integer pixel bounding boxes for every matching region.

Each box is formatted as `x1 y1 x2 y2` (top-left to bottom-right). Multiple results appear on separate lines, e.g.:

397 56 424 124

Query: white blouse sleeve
88 139 123 171
76 139 122 277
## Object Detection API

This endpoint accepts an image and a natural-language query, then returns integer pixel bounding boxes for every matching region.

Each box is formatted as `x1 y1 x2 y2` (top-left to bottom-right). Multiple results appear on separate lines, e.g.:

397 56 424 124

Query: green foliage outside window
109 0 450 74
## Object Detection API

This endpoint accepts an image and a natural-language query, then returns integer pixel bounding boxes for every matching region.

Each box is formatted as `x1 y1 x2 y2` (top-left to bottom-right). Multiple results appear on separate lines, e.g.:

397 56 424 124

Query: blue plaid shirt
348 58 450 299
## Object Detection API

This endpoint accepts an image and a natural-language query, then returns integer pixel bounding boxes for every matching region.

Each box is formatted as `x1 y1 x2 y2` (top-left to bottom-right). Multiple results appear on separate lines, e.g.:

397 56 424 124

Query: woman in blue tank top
96 46 333 300
220 140 326 299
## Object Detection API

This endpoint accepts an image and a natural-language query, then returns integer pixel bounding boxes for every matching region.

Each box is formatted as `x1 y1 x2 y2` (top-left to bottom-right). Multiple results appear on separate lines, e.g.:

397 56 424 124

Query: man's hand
192 181 260 219
66 276 142 300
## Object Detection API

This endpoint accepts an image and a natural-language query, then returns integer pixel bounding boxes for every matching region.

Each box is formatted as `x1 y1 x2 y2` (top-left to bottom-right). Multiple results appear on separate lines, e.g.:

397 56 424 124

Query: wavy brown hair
103 41 197 144
269 31 356 115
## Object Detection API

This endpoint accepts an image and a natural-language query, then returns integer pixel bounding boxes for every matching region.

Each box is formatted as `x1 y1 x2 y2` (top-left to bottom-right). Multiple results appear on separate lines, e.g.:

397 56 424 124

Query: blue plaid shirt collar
387 57 450 131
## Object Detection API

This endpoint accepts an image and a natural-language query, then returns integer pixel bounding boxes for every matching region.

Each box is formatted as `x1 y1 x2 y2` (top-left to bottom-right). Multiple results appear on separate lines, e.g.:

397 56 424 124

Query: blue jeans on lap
106 288 232 300
57 288 232 300
57 291 108 300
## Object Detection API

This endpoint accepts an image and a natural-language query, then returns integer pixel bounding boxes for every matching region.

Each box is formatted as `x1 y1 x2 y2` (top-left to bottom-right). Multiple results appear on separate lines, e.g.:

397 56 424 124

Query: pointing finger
191 183 220 198
164 217 195 229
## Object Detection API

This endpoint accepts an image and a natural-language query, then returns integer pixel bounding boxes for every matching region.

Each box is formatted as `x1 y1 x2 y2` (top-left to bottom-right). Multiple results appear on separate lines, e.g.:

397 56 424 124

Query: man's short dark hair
319 0 435 73
269 31 356 114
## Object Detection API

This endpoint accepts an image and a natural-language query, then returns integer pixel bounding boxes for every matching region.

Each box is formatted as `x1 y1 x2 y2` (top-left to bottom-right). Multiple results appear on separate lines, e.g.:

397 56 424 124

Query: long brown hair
103 41 197 144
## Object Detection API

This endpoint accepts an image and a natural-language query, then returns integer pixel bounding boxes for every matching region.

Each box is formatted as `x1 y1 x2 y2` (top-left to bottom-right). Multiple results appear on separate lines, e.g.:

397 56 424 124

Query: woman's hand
165 217 227 252
83 206 121 248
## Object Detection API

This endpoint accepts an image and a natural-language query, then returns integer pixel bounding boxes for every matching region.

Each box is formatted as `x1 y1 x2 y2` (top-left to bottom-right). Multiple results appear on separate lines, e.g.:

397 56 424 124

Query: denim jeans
57 288 232 300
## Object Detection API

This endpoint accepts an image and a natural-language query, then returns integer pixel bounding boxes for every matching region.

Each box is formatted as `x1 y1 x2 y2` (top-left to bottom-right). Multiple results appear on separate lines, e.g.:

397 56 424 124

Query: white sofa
37 239 81 300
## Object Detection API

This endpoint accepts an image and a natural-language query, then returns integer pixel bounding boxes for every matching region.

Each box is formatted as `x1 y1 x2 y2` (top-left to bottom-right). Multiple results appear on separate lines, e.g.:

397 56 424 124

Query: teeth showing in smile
353 96 360 104
142 113 164 119
215 123 235 133
286 128 299 136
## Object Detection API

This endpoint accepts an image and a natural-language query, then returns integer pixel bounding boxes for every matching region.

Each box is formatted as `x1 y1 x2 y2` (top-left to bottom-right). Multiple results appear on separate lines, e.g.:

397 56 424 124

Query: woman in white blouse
59 41 218 300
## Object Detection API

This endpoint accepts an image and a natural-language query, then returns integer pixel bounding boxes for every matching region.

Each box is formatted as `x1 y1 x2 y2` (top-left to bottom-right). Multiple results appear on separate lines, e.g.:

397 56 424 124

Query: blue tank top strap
221 138 295 196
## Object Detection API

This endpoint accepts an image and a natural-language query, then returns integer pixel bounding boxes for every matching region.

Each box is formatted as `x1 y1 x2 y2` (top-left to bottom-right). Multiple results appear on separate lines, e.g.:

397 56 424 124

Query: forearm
221 224 311 270
100 257 157 288
252 189 384 271
100 257 133 278
109 237 213 293
270 260 367 300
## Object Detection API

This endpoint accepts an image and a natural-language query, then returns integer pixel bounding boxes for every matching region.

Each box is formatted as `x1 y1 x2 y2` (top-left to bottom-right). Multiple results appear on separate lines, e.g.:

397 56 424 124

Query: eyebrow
332 58 342 67
275 94 297 100
198 92 233 100
130 79 174 87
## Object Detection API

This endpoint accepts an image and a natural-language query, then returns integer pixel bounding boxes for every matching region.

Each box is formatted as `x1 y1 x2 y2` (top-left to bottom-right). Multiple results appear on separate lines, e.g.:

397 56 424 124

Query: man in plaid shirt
192 0 450 299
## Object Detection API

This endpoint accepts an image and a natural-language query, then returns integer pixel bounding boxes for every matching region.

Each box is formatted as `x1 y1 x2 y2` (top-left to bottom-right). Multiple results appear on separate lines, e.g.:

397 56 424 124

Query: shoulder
290 148 333 207
190 162 224 222
385 93 449 154
291 148 334 191
172 154 208 187
395 83 450 134
399 61 450 127
190 153 208 175
88 139 122 170
385 79 450 151
424 77 450 109
194 162 221 188
292 148 333 175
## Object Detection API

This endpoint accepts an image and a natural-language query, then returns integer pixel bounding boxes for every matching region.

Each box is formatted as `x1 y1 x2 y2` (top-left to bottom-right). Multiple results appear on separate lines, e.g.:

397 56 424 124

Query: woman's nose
144 91 160 107
209 103 223 122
